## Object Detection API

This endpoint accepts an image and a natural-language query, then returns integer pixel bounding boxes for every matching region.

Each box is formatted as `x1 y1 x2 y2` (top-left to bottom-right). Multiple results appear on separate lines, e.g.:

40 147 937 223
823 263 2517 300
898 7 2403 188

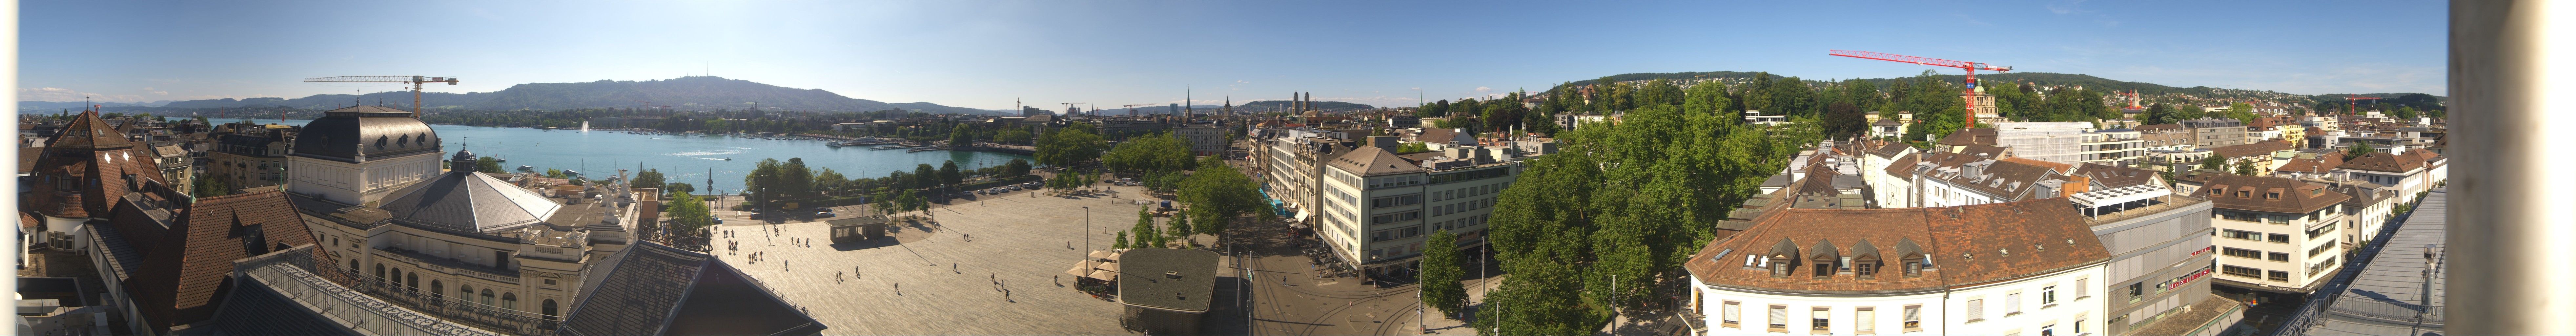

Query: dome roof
292 105 440 163
379 167 564 234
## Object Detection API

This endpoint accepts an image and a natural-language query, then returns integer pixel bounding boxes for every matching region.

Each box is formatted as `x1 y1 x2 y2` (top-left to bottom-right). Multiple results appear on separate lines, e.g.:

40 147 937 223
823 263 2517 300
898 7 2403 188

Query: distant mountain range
21 100 173 110
26 76 997 114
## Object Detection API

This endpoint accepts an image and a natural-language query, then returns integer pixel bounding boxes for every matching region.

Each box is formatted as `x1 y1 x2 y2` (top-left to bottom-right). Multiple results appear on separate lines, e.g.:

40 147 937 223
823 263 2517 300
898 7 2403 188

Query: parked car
815 211 836 218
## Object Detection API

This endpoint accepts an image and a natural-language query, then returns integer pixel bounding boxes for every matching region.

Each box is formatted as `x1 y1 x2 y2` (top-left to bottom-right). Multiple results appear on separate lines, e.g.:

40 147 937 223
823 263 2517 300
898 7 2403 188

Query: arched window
389 268 402 286
542 299 559 318
502 293 518 310
405 273 419 292
430 280 445 301
373 264 385 280
480 289 495 305
349 259 361 273
459 285 474 303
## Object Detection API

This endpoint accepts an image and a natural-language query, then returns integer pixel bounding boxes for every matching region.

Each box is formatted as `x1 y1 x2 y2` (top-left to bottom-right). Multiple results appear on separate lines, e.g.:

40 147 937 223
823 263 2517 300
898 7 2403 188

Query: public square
708 183 1224 335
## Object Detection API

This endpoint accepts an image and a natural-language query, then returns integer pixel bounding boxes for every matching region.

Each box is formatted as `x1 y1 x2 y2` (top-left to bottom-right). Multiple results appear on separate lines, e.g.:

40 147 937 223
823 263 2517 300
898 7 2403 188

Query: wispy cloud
1474 86 1493 93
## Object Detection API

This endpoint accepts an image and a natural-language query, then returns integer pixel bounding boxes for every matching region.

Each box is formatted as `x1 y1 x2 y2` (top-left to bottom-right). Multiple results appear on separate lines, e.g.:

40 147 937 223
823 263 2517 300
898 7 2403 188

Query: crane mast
303 75 460 117
1828 50 2012 131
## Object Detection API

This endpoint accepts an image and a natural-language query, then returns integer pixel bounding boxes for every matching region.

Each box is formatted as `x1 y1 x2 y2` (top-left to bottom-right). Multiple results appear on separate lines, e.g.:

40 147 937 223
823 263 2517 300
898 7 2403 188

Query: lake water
251 119 1031 194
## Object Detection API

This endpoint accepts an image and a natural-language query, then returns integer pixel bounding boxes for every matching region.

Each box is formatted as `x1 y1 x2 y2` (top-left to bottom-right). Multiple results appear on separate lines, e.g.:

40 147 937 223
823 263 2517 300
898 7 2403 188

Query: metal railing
335 270 562 335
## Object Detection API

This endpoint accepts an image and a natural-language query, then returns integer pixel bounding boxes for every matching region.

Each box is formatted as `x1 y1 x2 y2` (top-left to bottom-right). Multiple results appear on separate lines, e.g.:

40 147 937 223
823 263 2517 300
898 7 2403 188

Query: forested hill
1552 71 2443 111
137 76 994 114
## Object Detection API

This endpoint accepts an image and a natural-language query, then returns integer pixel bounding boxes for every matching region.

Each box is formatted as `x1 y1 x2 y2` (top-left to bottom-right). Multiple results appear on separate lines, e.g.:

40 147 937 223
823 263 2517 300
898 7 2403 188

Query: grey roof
212 258 496 336
2300 187 2447 336
1116 248 1222 313
291 105 440 163
378 169 565 234
561 241 823 336
84 221 147 284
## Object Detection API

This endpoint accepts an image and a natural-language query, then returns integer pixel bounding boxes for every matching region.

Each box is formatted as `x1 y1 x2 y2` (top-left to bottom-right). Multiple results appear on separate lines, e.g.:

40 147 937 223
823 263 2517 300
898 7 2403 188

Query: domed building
288 104 444 205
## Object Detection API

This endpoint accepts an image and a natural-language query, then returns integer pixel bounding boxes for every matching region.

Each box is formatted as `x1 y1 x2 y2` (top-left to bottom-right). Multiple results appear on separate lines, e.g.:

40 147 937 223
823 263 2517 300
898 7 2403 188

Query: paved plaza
711 184 1207 335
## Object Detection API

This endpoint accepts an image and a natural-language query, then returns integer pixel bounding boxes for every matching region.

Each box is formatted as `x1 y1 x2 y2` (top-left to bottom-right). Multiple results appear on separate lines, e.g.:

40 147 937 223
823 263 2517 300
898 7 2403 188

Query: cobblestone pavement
716 184 1173 335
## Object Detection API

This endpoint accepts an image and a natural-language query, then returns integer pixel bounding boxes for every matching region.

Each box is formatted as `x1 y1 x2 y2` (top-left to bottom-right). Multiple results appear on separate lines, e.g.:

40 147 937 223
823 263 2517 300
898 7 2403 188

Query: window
1769 305 1790 331
1902 305 1923 331
502 292 518 310
1814 262 1836 280
1966 299 1985 322
459 285 475 302
2222 265 2263 279
2006 292 2023 315
2268 233 2291 243
1812 307 1831 334
2129 282 2145 298
2269 252 2290 262
2041 286 2058 306
1772 260 1793 278
430 281 444 301
1722 301 1741 328
2310 243 2338 257
1856 307 1877 334
1855 262 1878 278
2222 247 2263 259
2222 229 2262 241
543 279 556 285
2268 270 2290 282
542 299 560 318
2076 279 2089 299
480 288 496 305
2075 317 2086 334
2041 324 2056 336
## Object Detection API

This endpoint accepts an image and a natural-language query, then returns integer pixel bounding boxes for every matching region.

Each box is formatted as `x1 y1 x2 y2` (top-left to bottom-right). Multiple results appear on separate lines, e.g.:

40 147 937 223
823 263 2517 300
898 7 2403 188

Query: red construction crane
303 75 459 117
2121 90 2145 109
2342 95 2382 115
1829 50 2012 130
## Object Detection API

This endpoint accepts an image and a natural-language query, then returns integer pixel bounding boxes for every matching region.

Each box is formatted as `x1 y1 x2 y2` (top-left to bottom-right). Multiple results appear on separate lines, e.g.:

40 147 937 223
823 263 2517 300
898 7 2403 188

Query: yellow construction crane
303 75 460 117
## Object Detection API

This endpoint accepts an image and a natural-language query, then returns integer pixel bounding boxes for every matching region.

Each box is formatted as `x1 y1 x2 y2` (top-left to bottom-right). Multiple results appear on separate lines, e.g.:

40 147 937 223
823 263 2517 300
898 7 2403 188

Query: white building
2078 128 2145 167
1686 200 2111 336
1856 141 1919 208
1899 152 2073 208
287 105 447 206
1991 122 2094 166
2331 150 2444 205
1313 139 1523 277
2202 175 2351 294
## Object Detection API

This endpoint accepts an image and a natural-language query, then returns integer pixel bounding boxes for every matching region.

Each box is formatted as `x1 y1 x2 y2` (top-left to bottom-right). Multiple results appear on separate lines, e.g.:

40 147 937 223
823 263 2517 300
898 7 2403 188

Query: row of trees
1108 156 1269 250
1467 83 1814 335
1034 123 1108 168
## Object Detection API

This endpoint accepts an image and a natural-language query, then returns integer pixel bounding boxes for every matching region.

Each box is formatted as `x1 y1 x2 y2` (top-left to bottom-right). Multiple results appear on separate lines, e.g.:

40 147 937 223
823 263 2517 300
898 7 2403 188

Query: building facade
2179 118 2247 149
1687 200 2111 336
288 105 446 205
1313 141 1519 277
208 123 296 189
2202 176 2350 294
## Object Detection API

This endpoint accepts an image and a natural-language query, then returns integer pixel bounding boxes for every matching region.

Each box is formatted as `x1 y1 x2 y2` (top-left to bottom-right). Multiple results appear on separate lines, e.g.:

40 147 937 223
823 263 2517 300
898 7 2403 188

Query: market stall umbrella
1089 250 1113 261
1104 252 1122 263
1092 261 1120 272
1087 270 1118 281
1065 265 1092 279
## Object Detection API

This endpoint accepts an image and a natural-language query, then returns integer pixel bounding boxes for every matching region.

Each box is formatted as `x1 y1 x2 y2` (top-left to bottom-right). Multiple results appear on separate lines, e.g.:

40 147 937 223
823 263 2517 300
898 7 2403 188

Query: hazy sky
20 1 2445 110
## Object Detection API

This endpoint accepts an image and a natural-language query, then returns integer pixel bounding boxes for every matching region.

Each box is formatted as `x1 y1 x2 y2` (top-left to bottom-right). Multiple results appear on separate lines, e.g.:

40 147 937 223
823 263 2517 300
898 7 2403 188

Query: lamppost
1084 206 1091 256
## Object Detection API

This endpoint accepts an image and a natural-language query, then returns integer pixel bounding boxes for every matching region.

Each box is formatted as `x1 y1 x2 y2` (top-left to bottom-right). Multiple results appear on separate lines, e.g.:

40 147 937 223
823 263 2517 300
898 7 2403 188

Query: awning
1103 252 1121 263
1093 262 1120 272
1087 270 1118 281
1293 210 1310 222
1089 250 1110 261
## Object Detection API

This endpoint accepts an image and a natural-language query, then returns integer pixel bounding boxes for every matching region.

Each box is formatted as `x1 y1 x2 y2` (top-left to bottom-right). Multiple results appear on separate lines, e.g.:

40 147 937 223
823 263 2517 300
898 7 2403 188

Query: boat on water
562 169 582 176
518 165 534 171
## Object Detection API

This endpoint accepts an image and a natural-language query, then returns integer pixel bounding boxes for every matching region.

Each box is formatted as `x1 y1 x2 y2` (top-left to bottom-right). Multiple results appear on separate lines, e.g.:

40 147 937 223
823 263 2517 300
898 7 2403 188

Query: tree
474 157 506 173
546 168 566 179
2346 143 2377 160
2199 155 2228 172
1419 230 1467 317
665 191 713 231
938 160 963 190
913 164 937 190
1166 214 1194 247
1004 158 1033 178
1821 102 1867 139
1131 205 1161 248
1035 124 1107 167
1102 132 1193 176
632 169 667 191
2234 158 2258 176
192 176 235 198
1113 231 1131 250
813 168 847 196
1396 142 1431 153
948 124 975 146
1179 156 1262 238
994 128 1035 145
2394 106 2420 119
664 182 696 195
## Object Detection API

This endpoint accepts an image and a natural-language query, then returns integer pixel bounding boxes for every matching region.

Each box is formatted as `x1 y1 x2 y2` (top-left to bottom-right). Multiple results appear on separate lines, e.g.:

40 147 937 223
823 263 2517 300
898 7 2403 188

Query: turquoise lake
248 119 1031 194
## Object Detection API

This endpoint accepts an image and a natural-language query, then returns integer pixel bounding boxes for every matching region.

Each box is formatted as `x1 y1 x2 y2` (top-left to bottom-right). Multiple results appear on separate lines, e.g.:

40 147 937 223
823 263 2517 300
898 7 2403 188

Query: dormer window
1770 258 1793 278
2267 192 2280 200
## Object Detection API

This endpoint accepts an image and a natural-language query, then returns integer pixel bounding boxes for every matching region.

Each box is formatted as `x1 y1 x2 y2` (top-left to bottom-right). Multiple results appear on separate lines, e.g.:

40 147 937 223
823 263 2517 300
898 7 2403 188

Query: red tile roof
1685 199 2111 293
2336 152 2425 173
28 110 164 219
2200 175 2350 214
115 190 322 331
2275 155 2345 175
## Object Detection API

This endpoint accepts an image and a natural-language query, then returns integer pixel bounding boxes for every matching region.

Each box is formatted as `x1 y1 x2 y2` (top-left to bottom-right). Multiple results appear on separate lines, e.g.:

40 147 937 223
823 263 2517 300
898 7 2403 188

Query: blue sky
20 0 2445 110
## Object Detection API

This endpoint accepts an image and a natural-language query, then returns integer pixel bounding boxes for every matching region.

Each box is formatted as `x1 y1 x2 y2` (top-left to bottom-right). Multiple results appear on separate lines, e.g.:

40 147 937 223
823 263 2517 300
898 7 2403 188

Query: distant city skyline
21 1 2445 110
